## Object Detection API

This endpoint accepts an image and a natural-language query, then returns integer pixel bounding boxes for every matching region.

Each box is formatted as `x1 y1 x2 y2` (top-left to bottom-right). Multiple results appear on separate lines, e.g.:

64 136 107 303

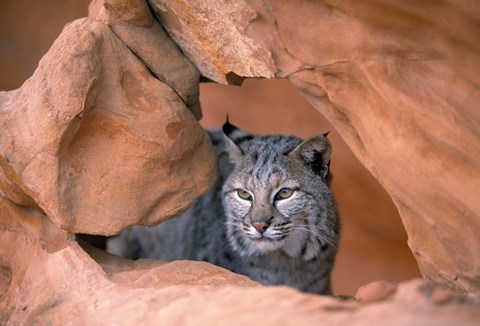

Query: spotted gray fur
108 122 340 295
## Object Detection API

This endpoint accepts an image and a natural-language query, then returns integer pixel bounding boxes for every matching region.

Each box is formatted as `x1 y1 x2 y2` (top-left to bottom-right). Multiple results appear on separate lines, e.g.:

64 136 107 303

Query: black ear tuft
290 135 332 179
222 115 238 137
222 118 253 145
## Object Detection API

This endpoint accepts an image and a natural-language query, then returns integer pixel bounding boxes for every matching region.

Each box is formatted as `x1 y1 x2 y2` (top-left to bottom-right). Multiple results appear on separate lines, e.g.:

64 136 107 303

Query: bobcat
108 121 340 295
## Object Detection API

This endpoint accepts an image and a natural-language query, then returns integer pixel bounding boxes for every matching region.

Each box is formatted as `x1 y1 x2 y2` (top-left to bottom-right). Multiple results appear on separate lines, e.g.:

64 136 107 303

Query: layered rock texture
1 0 479 324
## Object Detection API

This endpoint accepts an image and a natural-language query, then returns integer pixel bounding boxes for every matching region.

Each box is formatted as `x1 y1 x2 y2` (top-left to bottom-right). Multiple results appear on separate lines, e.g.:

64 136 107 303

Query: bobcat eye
275 188 294 200
237 189 253 201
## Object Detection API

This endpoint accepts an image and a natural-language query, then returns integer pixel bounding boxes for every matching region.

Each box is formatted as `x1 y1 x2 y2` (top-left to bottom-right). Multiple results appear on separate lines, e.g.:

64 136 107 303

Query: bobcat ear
222 119 251 162
290 135 332 179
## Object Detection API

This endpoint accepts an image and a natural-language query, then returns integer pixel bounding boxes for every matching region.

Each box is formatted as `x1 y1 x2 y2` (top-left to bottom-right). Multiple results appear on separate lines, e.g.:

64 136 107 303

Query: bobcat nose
252 221 270 234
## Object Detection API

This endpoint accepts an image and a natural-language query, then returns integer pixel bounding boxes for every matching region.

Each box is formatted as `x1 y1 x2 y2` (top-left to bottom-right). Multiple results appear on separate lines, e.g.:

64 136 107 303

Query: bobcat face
221 122 337 261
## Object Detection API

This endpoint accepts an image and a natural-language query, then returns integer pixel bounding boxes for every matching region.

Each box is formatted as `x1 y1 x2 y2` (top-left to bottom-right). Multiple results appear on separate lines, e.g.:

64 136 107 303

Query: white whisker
292 225 337 249
224 222 241 227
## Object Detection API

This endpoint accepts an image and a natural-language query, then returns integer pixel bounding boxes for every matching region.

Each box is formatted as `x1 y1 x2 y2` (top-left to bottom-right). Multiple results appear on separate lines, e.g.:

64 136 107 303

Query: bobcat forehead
241 136 301 163
228 138 300 191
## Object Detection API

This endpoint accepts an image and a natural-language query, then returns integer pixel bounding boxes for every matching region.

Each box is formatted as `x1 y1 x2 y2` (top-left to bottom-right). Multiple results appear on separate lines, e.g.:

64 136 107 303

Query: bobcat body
108 122 340 294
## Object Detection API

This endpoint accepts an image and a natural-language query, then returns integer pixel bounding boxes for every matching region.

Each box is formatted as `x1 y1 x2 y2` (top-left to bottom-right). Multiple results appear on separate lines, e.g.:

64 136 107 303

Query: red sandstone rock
0 8 216 235
147 0 276 84
89 0 203 119
356 280 397 304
